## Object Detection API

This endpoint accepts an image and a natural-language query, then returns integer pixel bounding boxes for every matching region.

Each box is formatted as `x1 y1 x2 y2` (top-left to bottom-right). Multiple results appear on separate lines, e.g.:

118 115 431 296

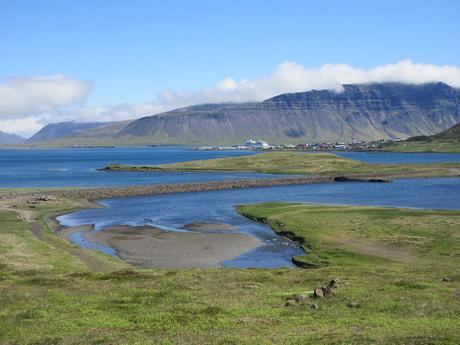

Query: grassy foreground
1 194 459 344
103 151 460 177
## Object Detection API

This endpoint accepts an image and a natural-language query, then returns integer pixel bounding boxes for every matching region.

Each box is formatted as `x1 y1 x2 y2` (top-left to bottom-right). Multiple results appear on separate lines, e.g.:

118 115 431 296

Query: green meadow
1 197 459 344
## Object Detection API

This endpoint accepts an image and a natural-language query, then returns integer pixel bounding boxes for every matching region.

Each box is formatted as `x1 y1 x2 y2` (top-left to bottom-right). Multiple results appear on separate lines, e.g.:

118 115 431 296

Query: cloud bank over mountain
2 60 460 136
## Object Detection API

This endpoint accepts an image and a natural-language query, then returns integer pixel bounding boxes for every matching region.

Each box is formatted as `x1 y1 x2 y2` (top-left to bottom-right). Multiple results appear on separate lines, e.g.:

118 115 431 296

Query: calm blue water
58 178 460 268
0 147 279 187
1 147 460 188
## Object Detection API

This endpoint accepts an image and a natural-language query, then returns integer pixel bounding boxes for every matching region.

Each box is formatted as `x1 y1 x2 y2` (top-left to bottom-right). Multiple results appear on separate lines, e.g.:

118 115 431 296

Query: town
197 138 396 151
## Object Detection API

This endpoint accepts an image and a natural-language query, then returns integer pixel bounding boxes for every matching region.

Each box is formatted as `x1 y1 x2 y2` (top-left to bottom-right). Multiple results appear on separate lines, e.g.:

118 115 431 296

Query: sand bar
84 225 264 268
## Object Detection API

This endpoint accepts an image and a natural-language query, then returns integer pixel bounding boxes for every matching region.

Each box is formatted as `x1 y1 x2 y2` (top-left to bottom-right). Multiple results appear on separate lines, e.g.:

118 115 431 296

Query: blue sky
1 0 460 135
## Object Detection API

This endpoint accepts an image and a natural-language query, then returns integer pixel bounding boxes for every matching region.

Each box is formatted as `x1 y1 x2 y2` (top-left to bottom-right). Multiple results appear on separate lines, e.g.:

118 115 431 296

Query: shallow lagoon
58 178 460 268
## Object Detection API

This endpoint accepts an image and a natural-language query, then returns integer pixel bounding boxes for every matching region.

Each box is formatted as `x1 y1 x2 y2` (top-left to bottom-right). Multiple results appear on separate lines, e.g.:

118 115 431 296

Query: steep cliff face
118 82 460 144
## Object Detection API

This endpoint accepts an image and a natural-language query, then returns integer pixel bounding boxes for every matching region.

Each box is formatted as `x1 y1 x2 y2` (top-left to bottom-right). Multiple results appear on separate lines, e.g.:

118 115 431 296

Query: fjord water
58 178 460 268
0 147 273 188
1 147 460 188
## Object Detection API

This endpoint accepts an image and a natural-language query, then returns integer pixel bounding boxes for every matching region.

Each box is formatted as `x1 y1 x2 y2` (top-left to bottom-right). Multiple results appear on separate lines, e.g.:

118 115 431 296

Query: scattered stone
284 299 296 307
328 278 340 288
347 302 360 308
321 286 333 297
310 303 320 310
441 277 451 282
313 287 324 298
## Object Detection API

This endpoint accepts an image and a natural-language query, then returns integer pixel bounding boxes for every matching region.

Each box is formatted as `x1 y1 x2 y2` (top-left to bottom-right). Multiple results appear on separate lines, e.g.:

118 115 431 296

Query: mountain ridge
0 131 26 145
117 82 460 144
26 82 460 145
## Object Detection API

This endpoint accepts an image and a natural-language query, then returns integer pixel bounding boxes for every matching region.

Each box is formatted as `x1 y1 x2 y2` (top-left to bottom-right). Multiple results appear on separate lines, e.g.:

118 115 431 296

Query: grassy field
103 151 460 177
383 140 460 153
1 195 459 344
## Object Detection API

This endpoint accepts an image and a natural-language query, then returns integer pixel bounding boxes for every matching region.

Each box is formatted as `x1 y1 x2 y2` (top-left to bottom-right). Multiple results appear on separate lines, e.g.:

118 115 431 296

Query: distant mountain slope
406 121 460 141
384 121 460 153
0 131 25 144
118 82 460 144
64 120 133 139
432 122 460 140
27 122 106 143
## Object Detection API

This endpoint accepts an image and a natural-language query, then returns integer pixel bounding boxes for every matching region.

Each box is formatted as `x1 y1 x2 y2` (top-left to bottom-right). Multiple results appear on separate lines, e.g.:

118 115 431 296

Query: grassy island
103 151 460 178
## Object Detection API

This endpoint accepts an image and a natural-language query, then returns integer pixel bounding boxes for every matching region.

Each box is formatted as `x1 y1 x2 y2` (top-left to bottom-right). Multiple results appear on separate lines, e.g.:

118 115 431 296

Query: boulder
321 286 333 296
313 287 324 298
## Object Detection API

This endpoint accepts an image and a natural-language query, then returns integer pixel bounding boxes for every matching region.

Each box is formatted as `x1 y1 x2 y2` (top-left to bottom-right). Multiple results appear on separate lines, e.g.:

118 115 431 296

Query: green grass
1 198 459 344
237 203 460 268
0 210 87 274
383 139 460 153
104 151 460 177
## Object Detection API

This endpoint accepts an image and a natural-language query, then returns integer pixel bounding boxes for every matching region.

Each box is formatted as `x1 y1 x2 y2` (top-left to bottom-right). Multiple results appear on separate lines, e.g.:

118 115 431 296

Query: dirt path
0 202 125 272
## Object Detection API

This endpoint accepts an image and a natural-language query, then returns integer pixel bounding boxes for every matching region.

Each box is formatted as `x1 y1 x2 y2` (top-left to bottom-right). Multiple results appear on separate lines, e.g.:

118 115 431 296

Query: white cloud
2 60 460 136
157 60 460 106
61 102 166 123
0 75 91 118
0 117 43 137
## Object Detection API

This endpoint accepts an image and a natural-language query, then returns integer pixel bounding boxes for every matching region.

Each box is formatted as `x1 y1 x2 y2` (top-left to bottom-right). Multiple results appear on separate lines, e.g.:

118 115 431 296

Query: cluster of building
197 138 394 151
197 139 271 151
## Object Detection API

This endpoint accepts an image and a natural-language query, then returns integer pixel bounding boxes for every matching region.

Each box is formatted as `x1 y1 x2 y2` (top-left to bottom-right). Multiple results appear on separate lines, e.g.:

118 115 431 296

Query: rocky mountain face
27 122 107 143
117 82 460 144
0 131 25 144
27 83 460 145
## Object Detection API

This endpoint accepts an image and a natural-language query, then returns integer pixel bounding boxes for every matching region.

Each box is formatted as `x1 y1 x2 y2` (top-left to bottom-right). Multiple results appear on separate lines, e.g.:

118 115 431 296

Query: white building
244 139 270 149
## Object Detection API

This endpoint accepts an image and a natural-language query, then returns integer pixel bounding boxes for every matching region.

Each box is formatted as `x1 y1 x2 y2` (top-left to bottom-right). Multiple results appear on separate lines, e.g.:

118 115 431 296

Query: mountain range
18 82 460 146
0 131 26 145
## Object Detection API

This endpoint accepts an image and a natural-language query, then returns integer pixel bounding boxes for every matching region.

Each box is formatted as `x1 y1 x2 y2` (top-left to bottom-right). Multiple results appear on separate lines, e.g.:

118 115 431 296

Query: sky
1 0 460 136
